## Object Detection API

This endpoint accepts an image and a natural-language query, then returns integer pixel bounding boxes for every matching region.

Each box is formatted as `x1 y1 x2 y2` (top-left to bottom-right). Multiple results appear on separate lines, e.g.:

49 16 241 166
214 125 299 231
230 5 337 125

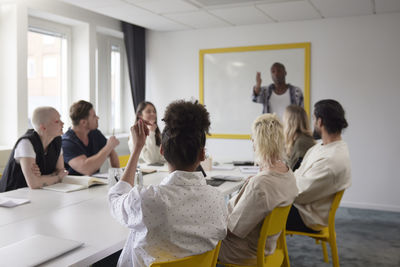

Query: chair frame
220 205 292 267
149 241 221 267
286 190 345 267
118 155 130 168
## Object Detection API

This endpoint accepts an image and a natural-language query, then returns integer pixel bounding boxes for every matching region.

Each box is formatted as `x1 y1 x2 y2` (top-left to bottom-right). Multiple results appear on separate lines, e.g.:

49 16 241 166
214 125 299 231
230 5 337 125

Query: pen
114 175 119 183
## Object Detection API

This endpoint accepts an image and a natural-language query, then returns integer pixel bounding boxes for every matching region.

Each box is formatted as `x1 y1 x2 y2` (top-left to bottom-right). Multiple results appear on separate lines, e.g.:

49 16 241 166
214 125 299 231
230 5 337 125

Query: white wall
0 0 133 171
146 13 400 212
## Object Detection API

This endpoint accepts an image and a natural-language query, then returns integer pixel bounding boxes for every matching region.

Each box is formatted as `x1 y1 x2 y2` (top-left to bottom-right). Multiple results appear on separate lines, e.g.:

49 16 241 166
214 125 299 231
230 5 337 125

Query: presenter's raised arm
253 72 262 95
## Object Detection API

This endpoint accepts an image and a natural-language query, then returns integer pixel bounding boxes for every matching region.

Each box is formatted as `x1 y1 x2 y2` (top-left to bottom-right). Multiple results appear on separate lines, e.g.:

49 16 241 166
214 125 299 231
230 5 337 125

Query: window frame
96 34 126 135
28 16 72 128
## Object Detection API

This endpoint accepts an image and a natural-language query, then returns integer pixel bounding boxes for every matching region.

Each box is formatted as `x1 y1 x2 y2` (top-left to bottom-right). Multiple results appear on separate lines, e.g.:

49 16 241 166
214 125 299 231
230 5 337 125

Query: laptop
0 234 83 267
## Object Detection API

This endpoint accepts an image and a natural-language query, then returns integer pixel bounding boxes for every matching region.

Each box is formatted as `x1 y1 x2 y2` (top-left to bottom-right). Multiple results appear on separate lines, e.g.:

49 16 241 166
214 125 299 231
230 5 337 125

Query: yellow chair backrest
118 155 130 168
286 190 345 267
219 205 291 267
150 241 221 267
257 205 292 267
328 190 344 227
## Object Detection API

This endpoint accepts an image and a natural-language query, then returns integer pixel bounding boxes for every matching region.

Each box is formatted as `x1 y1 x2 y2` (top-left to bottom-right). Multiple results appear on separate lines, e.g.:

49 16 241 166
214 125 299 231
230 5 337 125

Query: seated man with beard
286 99 351 233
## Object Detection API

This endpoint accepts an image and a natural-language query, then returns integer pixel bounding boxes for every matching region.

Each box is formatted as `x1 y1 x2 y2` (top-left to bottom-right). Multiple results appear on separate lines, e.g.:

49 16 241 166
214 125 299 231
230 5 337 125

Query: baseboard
341 201 400 213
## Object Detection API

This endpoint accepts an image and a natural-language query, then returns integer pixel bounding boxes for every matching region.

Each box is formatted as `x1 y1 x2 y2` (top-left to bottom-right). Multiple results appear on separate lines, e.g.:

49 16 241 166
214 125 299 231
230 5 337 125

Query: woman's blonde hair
252 113 285 167
283 105 313 155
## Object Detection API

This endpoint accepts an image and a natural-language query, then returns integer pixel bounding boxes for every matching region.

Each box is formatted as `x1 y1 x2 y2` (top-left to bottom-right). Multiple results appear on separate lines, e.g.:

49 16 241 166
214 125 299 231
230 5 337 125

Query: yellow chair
286 190 345 267
118 155 130 168
220 205 292 267
149 241 221 267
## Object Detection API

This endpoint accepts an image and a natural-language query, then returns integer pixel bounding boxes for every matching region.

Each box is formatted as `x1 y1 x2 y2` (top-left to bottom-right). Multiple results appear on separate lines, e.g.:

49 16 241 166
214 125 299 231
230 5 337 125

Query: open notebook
0 234 83 267
42 175 107 193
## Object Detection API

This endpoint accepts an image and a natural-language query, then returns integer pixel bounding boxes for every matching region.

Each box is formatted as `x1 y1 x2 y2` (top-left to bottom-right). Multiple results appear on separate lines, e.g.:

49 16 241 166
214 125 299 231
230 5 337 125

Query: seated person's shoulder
248 172 276 188
62 128 76 141
14 138 36 160
296 134 315 147
89 129 107 140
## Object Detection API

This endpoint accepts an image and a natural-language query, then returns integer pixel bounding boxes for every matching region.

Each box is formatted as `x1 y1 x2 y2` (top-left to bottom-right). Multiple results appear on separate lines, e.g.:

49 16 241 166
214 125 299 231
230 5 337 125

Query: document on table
239 166 259 174
0 234 83 267
0 197 30 208
92 172 108 179
212 164 235 170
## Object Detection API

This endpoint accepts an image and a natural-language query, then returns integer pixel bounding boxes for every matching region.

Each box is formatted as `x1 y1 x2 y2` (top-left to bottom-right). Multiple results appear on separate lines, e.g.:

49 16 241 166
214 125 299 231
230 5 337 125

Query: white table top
0 166 246 266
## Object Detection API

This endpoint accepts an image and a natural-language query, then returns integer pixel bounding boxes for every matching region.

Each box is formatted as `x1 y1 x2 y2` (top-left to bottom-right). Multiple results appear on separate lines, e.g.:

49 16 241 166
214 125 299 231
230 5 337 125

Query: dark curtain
122 22 145 110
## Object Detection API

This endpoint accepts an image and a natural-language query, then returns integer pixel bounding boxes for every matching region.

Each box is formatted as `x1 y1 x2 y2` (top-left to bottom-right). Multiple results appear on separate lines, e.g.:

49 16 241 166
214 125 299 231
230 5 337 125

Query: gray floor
286 207 400 267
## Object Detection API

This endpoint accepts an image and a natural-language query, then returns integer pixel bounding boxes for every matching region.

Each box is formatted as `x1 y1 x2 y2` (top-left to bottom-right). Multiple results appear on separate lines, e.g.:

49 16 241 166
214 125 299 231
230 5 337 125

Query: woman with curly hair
218 113 298 266
108 100 227 267
283 105 315 171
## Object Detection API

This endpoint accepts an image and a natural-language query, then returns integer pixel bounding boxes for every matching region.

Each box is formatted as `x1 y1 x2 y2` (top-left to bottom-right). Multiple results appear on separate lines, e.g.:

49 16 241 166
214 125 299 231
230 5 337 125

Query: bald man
252 62 303 118
0 107 68 192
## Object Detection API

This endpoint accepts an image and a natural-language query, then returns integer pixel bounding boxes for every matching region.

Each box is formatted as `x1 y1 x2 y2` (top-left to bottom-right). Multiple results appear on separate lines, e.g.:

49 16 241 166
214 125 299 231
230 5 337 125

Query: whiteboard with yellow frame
199 42 310 139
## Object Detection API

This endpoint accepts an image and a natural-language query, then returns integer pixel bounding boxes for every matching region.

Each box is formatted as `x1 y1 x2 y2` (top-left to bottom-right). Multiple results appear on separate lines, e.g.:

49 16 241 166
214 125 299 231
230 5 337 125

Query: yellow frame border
199 42 311 140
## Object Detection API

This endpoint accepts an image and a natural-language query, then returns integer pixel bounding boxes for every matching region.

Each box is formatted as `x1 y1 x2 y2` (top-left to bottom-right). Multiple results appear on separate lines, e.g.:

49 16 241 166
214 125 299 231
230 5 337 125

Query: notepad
42 175 108 193
0 197 30 208
92 172 108 179
239 166 259 174
0 234 83 267
212 164 235 170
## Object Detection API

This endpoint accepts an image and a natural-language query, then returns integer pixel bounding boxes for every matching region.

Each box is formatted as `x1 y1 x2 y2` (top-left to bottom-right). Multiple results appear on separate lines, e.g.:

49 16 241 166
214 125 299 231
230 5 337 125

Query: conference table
0 165 248 266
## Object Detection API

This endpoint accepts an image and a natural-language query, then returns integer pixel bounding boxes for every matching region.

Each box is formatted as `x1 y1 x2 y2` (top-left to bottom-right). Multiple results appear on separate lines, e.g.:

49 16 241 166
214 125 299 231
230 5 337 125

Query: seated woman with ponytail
108 100 227 267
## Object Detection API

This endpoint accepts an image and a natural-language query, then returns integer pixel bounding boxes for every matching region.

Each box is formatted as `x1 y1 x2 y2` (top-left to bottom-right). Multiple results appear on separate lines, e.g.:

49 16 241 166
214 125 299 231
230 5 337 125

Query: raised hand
148 121 157 132
256 72 262 87
131 119 150 152
106 136 120 150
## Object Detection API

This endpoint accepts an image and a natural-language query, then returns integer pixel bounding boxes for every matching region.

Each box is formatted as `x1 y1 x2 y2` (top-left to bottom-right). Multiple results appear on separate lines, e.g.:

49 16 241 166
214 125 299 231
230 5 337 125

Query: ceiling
59 0 400 31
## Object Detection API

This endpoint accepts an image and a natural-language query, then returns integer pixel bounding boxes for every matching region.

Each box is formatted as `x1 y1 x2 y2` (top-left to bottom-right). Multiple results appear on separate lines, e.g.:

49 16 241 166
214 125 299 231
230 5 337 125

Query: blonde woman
283 105 315 171
218 114 298 266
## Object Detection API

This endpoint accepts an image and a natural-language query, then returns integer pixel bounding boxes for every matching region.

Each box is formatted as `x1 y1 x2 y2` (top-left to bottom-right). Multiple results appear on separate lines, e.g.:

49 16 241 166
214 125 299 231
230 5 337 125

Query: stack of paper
0 197 30 208
239 166 259 174
212 165 235 170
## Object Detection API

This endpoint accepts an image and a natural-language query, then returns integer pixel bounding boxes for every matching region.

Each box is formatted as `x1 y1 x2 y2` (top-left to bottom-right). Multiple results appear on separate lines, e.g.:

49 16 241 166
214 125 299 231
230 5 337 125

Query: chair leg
282 236 290 267
321 241 329 263
330 238 340 267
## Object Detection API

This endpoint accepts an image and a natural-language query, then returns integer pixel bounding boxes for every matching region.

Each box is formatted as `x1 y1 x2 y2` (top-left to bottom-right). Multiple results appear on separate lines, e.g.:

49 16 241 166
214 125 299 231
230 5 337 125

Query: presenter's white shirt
294 140 351 230
108 170 228 267
14 139 63 164
269 89 290 119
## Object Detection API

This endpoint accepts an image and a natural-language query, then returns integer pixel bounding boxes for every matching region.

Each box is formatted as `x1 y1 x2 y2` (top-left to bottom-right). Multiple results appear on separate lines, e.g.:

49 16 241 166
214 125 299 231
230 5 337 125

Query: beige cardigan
294 140 351 230
287 133 315 170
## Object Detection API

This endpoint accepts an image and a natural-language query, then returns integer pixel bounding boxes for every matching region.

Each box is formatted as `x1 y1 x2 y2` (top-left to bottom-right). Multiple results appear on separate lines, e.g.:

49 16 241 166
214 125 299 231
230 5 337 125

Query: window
27 57 36 79
27 18 70 127
42 55 58 77
96 34 126 134
111 45 122 131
